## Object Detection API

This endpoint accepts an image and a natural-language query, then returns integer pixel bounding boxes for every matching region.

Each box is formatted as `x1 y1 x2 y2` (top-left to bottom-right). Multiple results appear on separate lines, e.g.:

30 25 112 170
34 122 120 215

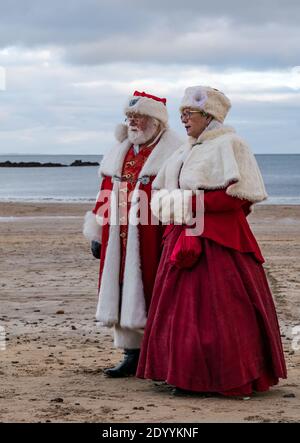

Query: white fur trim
124 95 168 124
151 125 267 221
172 189 194 224
96 184 148 329
113 325 143 349
100 139 132 177
120 184 147 329
100 129 183 179
182 134 267 202
197 124 235 143
152 144 189 191
139 130 183 177
83 211 102 242
151 189 193 224
114 123 128 143
95 129 182 330
96 183 120 325
151 189 171 223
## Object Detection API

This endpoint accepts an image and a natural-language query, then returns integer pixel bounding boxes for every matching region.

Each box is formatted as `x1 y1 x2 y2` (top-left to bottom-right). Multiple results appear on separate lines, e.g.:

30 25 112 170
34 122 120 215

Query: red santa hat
115 91 169 142
124 90 168 124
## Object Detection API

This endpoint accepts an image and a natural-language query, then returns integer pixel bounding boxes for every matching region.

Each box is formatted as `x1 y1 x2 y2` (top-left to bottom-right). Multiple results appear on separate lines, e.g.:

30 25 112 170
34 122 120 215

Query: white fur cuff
113 325 143 349
83 211 102 242
151 189 193 224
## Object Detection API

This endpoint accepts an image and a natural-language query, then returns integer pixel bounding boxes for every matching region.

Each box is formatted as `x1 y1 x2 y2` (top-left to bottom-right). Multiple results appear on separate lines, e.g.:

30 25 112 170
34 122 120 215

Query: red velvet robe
137 189 287 395
164 187 264 266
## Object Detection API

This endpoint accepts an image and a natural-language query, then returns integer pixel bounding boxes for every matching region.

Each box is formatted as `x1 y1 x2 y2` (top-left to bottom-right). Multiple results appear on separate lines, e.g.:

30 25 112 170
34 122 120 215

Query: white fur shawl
153 125 267 199
151 125 267 223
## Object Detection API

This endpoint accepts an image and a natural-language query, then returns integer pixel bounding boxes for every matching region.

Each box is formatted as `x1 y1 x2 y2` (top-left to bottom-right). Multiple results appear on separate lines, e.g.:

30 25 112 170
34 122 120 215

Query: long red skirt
137 226 287 396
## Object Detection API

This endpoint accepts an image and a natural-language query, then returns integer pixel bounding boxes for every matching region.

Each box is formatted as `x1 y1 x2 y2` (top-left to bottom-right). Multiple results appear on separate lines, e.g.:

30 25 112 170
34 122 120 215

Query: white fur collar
153 126 267 204
99 129 183 179
188 121 235 145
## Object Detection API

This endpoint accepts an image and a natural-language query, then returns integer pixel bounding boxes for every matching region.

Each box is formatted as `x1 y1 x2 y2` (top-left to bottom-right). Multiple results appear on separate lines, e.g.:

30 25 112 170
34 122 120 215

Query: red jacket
92 145 165 311
165 188 264 267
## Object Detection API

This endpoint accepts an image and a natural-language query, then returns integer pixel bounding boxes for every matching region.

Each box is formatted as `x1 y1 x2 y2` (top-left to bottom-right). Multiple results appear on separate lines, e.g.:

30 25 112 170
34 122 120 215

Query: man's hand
91 240 101 259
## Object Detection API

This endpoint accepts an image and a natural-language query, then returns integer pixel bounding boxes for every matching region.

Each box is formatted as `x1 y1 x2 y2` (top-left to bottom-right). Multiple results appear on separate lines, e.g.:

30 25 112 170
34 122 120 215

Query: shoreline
0 160 99 167
1 198 300 205
0 202 299 422
1 200 300 216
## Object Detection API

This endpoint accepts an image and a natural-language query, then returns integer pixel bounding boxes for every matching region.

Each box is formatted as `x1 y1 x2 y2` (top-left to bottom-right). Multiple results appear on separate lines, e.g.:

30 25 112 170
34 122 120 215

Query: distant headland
0 159 100 168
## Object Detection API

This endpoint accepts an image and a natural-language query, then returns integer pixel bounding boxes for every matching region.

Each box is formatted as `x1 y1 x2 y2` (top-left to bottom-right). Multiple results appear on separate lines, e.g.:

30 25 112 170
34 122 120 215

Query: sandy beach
0 202 299 423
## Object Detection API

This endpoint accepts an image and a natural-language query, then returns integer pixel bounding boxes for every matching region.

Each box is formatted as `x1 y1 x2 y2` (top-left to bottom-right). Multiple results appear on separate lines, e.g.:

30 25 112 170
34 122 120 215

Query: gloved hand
170 230 202 269
91 240 101 259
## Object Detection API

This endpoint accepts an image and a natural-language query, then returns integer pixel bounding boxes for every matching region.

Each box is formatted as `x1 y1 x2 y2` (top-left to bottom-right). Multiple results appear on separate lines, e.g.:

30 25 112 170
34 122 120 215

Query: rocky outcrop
0 160 100 167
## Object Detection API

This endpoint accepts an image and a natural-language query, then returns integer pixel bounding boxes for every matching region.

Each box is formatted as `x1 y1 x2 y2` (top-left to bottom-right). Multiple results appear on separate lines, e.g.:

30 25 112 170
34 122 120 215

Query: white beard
128 118 160 145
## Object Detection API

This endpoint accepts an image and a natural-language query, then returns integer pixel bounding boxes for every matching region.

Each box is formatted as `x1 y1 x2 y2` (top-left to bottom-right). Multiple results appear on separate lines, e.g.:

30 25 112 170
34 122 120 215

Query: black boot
172 387 197 396
172 387 212 397
103 349 140 378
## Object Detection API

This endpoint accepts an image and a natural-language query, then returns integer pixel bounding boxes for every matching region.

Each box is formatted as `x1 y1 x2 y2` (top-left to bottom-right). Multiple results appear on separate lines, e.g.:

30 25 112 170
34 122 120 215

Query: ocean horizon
0 154 300 205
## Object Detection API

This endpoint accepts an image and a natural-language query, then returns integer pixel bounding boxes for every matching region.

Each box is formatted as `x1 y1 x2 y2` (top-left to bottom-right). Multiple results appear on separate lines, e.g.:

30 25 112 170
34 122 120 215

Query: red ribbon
133 90 167 105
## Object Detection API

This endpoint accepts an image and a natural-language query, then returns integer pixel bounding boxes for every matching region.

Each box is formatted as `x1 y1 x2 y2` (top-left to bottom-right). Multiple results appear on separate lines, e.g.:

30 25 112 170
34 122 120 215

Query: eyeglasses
180 110 210 121
125 113 146 122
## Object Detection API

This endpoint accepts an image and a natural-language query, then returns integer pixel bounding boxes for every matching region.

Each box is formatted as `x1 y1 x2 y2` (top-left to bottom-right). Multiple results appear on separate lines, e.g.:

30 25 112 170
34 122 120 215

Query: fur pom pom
114 124 128 143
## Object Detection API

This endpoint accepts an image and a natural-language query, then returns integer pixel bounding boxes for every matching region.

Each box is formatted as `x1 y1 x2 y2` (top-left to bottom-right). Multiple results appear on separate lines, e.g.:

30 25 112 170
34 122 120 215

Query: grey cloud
137 0 300 26
1 0 299 155
0 0 299 68
0 0 154 46
63 23 300 68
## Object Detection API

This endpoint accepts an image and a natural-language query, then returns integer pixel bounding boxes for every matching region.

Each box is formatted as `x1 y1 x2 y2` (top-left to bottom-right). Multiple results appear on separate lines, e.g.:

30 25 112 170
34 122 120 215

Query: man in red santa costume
83 91 182 377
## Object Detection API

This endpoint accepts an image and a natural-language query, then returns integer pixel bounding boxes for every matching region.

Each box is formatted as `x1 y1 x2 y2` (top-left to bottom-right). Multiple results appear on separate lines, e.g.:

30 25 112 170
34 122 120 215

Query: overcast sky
0 0 299 155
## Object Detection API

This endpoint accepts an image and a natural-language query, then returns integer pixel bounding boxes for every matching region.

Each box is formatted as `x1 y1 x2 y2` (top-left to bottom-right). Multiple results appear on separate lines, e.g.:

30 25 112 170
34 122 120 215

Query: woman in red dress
136 86 287 396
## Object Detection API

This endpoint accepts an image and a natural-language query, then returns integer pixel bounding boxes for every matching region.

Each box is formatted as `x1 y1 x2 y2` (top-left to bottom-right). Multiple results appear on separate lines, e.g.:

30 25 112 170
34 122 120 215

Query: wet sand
0 202 299 422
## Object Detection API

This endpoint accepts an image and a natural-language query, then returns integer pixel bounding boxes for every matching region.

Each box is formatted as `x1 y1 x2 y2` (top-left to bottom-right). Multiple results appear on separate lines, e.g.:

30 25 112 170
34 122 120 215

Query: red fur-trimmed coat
83 128 182 330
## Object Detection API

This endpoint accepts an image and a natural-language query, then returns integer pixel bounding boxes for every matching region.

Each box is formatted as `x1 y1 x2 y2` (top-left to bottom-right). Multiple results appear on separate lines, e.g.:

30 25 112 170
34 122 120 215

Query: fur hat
124 90 168 125
180 86 231 123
